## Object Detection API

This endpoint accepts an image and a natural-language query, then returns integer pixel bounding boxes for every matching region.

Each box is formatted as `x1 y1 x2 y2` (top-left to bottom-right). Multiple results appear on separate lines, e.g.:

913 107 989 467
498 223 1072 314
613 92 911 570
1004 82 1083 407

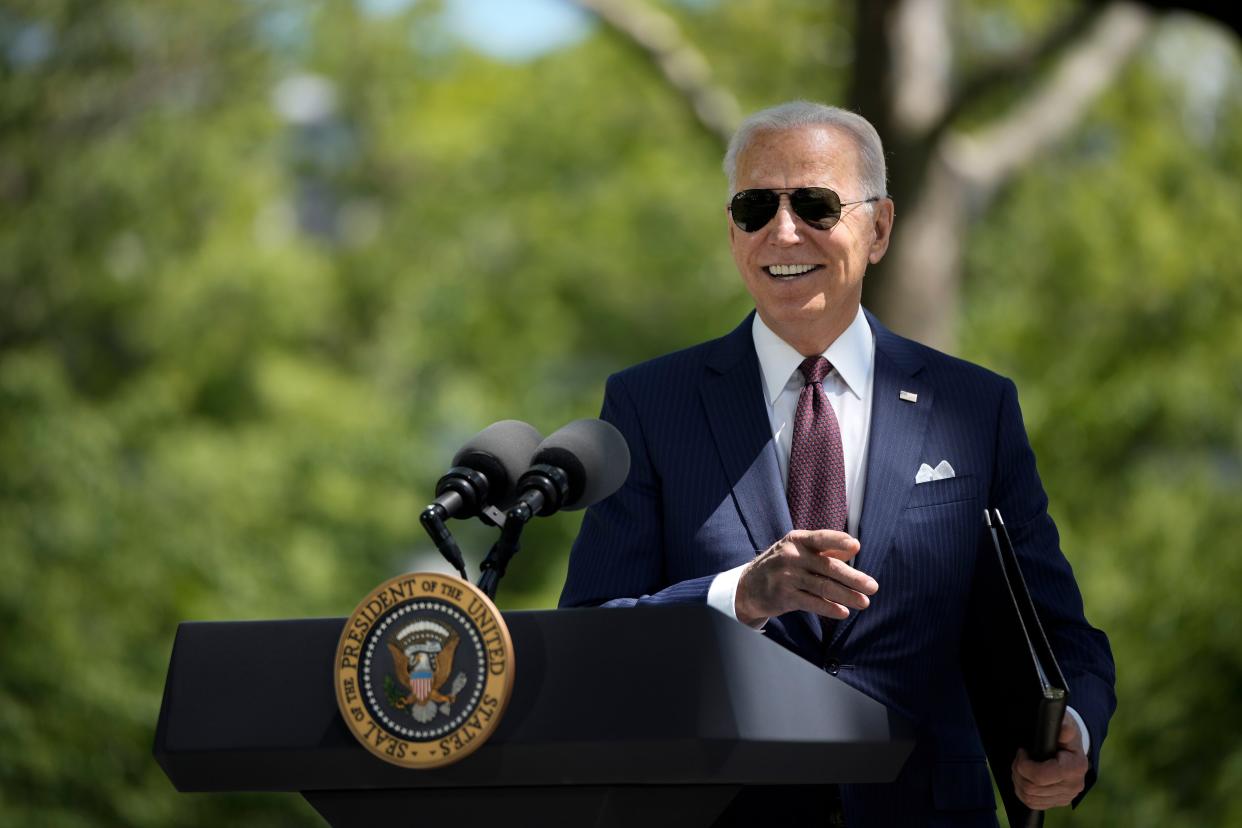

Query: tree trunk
868 149 968 352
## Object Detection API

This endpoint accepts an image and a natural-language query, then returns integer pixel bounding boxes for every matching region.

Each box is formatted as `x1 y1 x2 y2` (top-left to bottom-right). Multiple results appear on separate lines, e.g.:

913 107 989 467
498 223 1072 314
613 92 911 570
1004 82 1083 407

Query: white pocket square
915 460 956 484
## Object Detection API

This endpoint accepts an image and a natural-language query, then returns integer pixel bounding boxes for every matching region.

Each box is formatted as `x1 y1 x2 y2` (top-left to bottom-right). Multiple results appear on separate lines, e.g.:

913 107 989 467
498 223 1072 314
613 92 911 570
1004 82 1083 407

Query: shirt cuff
1066 705 1090 755
707 562 768 630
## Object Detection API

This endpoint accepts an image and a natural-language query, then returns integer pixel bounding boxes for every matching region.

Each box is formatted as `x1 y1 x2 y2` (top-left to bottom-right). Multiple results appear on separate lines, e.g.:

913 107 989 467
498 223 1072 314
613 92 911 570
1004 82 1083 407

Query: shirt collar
751 306 874 406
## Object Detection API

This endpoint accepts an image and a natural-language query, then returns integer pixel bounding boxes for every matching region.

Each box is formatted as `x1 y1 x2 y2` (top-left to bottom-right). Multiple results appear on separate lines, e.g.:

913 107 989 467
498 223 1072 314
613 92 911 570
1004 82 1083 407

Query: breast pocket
906 474 978 509
887 475 983 615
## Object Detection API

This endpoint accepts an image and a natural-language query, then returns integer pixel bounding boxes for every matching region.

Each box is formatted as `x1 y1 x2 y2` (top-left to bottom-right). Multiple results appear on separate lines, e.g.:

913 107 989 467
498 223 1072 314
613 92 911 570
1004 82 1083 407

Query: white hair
722 100 888 199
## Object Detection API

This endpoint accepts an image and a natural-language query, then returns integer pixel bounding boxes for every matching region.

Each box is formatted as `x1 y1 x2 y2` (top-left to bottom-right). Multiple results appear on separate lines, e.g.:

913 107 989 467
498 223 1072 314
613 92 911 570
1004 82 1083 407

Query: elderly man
559 101 1115 827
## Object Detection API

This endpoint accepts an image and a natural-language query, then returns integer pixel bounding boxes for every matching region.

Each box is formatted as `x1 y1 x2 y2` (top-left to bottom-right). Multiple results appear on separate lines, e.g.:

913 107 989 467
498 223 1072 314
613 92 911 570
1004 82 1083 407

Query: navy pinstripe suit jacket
559 310 1116 827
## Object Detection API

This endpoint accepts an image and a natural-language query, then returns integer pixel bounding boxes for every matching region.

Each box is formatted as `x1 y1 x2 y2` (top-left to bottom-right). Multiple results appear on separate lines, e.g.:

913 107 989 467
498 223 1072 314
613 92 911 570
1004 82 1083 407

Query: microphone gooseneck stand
477 464 570 599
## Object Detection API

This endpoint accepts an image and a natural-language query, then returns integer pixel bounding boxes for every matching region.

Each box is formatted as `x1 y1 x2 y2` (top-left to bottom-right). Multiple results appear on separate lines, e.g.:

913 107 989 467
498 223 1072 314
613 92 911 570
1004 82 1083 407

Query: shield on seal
409 652 434 703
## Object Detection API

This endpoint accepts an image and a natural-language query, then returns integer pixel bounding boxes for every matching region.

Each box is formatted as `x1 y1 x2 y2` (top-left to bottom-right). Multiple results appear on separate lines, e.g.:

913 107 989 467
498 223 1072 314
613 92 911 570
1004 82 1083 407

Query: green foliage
961 22 1242 825
1 1 1238 825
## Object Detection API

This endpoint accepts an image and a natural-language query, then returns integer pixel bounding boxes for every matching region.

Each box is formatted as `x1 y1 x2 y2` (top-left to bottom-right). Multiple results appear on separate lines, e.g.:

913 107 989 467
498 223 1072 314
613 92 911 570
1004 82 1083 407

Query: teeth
767 264 817 276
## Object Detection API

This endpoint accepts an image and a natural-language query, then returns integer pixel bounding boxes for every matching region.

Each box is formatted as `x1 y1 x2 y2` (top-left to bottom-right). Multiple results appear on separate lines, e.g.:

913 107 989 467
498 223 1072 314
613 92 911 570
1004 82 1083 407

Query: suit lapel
829 313 933 648
698 315 823 647
699 314 791 553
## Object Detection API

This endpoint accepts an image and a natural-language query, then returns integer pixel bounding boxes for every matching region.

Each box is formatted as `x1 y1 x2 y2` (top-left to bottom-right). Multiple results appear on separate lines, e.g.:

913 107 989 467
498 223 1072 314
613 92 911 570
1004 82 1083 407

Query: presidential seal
334 572 515 768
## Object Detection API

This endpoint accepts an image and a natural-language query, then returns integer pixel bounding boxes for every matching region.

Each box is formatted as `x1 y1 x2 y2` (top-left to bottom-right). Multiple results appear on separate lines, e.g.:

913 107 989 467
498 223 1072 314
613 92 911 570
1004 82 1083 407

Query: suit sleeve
989 377 1118 802
558 372 718 608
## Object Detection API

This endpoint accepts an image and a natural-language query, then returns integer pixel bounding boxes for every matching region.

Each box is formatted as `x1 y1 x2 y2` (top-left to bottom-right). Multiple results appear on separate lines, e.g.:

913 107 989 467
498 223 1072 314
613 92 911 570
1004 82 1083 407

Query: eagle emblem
385 620 469 723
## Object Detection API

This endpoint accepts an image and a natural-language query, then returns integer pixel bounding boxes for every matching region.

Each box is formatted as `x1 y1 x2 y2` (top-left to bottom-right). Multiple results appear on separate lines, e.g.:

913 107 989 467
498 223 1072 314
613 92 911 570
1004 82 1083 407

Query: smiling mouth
765 264 821 279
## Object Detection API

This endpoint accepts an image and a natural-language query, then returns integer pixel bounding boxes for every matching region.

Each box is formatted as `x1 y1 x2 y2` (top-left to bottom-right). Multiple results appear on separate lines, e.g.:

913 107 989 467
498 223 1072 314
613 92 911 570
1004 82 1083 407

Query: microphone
508 418 631 518
476 419 630 599
432 419 543 519
420 420 542 579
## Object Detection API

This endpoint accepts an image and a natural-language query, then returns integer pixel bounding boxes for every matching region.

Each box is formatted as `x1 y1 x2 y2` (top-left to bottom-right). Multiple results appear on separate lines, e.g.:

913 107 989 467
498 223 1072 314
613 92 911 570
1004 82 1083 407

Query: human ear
868 198 895 264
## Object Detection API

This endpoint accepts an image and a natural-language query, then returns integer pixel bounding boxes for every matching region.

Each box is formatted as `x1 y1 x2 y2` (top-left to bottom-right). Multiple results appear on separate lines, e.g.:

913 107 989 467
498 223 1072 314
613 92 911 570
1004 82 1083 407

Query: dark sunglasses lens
730 190 779 232
791 188 842 228
730 188 844 231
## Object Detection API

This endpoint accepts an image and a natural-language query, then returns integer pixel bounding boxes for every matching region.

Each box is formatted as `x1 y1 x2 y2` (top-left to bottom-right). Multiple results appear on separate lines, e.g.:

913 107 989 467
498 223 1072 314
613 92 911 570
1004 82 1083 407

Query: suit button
826 659 840 675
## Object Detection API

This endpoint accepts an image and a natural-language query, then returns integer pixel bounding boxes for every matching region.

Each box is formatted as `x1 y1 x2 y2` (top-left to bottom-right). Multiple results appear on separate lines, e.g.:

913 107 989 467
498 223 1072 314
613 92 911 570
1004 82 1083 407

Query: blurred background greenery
1 0 1238 825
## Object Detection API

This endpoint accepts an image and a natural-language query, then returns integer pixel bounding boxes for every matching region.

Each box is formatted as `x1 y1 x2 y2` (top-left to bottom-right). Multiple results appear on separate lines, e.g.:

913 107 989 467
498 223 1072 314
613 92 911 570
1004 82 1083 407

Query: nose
771 196 801 245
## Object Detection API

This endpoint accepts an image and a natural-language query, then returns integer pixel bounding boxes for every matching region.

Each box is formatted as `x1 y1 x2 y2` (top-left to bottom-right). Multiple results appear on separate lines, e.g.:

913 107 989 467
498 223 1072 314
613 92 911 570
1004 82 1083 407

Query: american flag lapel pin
899 390 918 403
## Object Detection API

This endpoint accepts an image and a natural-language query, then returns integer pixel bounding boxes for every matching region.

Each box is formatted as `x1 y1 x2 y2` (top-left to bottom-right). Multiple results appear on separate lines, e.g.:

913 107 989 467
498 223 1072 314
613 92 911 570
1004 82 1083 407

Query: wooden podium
154 604 913 826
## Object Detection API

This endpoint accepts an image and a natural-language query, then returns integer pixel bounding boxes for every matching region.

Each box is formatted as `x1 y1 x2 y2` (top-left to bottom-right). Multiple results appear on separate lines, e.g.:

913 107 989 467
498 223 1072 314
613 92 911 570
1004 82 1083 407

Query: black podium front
154 604 913 826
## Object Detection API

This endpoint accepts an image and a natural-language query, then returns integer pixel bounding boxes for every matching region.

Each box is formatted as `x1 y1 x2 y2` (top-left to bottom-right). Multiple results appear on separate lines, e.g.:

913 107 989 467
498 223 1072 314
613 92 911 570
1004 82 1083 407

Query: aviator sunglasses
729 187 881 232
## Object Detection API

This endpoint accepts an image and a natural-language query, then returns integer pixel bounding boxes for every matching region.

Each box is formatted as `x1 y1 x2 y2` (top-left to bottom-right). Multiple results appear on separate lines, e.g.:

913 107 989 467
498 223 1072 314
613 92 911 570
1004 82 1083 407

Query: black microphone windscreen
452 420 543 508
531 419 630 510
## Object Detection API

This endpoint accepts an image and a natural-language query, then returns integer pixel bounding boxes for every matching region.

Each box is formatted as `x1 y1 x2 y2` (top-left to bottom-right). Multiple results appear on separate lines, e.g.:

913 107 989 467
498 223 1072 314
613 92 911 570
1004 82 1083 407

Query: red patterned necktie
787 356 848 533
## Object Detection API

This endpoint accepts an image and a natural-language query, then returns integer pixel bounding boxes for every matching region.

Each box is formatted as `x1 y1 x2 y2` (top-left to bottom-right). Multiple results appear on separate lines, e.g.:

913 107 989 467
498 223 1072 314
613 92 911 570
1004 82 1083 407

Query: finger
1013 775 1067 810
1012 751 1063 788
1021 781 1080 806
1020 782 1084 806
782 550 879 597
1013 754 1086 798
789 588 851 619
796 569 874 610
1015 786 1057 809
822 557 879 595
1014 759 1063 788
786 529 860 560
794 585 864 618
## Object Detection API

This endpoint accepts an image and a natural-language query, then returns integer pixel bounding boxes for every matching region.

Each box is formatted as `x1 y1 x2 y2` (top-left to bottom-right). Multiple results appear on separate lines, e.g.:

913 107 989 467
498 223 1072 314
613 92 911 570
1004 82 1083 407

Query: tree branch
571 0 740 146
944 1 1154 195
931 1 1107 142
